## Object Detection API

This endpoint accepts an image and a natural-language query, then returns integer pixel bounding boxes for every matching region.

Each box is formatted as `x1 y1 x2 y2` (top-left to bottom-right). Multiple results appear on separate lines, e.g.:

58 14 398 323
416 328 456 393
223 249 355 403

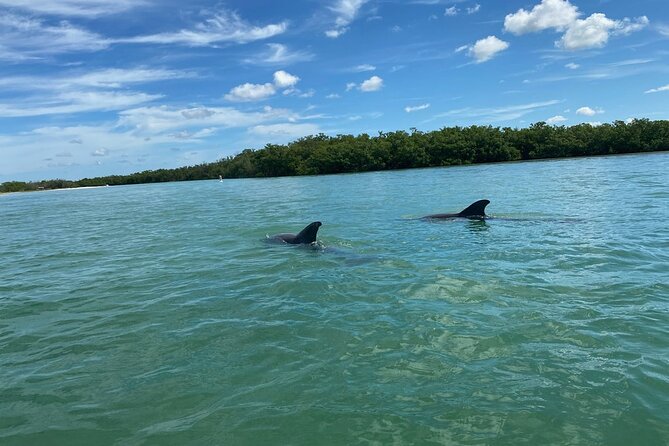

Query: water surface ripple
1 153 669 445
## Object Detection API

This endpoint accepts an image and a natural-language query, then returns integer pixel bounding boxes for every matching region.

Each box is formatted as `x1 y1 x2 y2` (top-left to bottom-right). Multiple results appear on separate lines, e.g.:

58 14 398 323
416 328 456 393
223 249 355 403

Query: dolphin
268 221 322 244
422 199 490 220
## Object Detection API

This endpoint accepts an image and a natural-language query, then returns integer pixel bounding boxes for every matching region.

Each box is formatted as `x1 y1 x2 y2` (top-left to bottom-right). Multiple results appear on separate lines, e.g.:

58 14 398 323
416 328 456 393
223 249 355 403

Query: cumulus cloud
504 0 579 35
405 103 431 113
546 115 567 124
224 71 301 102
504 0 648 51
557 13 617 50
273 70 300 88
565 62 580 69
444 6 458 16
325 28 347 38
645 84 669 94
224 83 276 102
468 36 509 63
325 0 368 38
359 75 384 92
576 106 603 116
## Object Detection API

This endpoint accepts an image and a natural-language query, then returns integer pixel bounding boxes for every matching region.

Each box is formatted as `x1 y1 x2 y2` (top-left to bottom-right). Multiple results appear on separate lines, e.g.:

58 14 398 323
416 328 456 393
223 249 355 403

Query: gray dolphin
423 199 490 220
269 221 322 244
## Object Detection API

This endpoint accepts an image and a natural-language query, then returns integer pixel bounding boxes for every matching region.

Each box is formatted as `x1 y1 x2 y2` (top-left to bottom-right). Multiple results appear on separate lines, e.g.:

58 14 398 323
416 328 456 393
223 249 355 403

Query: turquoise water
1 153 669 445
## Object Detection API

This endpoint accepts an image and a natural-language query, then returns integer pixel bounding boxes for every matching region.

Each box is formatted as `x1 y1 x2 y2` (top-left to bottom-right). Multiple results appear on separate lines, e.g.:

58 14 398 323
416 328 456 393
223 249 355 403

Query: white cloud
0 12 109 60
243 43 314 66
504 0 649 51
181 107 216 119
92 148 109 157
359 75 384 92
0 0 146 17
546 115 567 124
170 128 216 140
658 24 669 37
435 99 562 122
557 13 617 50
0 68 192 91
224 71 301 102
467 4 480 14
504 0 579 35
345 76 383 92
273 70 300 88
0 91 162 117
405 103 431 113
118 105 298 136
565 62 580 69
224 83 276 102
444 6 458 16
576 106 603 116
615 16 650 35
325 0 368 38
645 84 669 94
469 36 509 63
249 123 321 138
119 10 287 46
351 64 376 72
0 9 289 60
326 93 341 99
0 67 195 117
325 28 347 38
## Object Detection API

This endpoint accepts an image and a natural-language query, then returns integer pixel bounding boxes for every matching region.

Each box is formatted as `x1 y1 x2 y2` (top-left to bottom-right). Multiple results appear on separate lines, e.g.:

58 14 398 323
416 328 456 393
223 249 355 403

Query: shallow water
1 153 668 445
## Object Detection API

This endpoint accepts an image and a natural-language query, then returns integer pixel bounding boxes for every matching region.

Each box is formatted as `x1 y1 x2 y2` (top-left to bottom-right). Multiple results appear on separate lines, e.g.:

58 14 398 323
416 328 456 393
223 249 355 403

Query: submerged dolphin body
268 221 322 244
423 199 490 220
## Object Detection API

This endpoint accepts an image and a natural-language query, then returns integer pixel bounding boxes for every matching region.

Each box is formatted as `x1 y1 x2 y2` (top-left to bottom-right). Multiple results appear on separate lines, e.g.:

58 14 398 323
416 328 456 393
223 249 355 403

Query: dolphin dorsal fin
458 199 490 218
294 221 322 244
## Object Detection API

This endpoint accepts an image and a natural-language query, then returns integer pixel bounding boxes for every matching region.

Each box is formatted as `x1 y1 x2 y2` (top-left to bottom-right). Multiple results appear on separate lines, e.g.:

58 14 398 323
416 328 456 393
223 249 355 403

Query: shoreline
0 185 110 196
3 149 669 194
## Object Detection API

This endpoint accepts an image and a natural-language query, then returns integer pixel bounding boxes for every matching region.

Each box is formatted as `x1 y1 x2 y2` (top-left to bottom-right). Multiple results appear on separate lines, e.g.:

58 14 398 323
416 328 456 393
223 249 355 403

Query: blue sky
1 0 668 182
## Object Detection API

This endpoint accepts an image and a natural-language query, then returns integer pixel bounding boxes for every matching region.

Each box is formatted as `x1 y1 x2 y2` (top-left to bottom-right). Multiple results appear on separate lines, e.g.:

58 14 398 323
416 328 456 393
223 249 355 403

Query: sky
1 0 668 182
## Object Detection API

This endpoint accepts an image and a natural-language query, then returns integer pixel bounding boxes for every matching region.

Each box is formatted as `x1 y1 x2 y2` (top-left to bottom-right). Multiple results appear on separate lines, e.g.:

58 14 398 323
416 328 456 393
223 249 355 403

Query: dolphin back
292 221 322 244
458 199 490 218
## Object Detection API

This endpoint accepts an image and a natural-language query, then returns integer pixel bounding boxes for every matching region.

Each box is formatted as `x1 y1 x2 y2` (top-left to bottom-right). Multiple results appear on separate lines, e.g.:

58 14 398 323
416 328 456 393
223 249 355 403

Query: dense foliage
3 119 668 193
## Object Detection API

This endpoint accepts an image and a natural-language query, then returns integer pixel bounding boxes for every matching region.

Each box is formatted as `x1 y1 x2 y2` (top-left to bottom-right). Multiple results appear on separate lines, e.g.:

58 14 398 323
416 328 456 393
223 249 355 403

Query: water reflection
466 219 489 233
